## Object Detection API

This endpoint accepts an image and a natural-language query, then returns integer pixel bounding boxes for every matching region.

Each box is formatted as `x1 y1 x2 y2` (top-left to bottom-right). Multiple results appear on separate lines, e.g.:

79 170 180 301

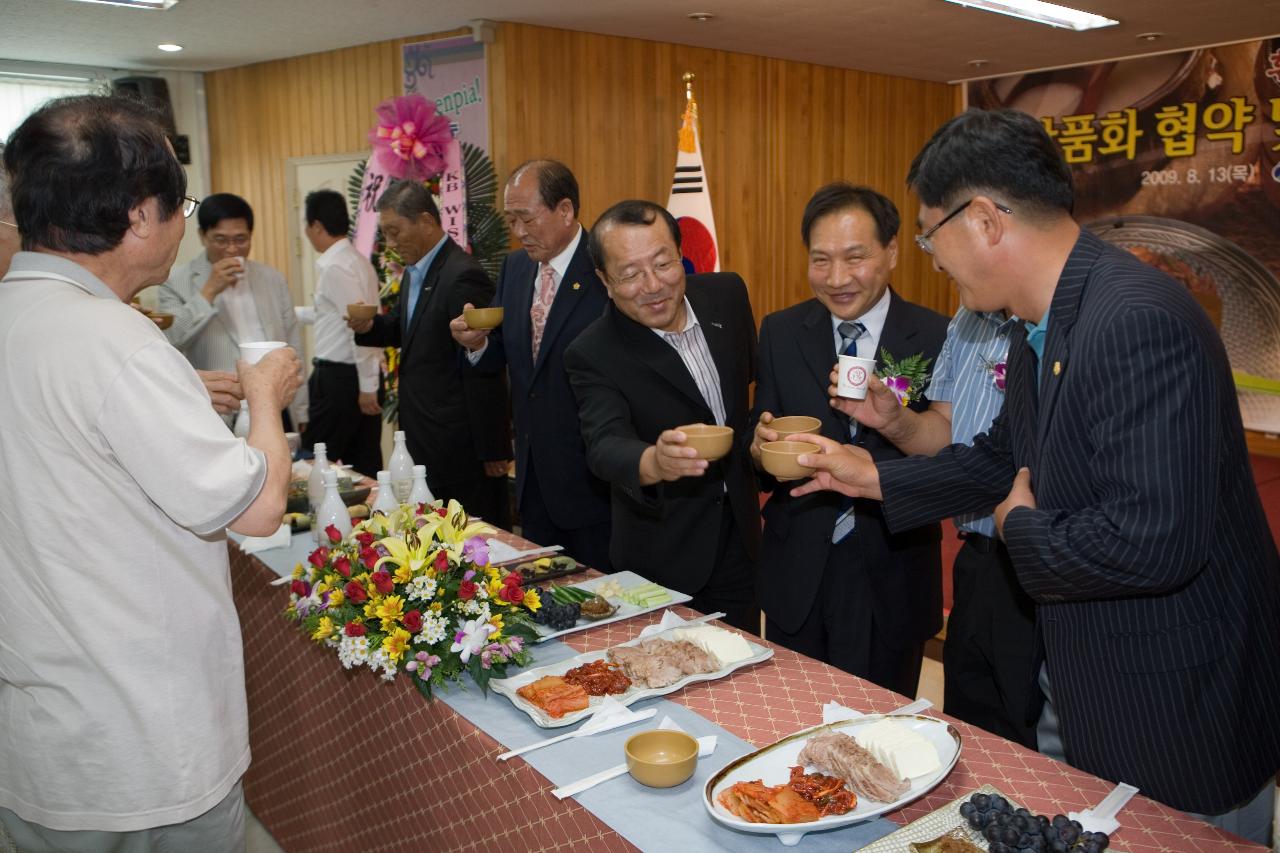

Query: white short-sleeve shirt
0 253 266 832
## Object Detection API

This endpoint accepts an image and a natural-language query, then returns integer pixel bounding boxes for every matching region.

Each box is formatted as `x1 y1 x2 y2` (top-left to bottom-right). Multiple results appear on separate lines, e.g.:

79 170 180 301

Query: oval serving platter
703 714 962 846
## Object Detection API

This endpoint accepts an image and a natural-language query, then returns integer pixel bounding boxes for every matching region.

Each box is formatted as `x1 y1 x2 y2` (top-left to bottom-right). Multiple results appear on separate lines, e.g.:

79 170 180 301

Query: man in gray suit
159 192 308 430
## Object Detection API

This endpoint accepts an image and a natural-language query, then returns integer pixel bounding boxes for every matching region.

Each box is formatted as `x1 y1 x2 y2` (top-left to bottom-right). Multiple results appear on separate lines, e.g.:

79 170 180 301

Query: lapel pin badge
711 321 724 329
1053 360 1062 376
572 282 580 290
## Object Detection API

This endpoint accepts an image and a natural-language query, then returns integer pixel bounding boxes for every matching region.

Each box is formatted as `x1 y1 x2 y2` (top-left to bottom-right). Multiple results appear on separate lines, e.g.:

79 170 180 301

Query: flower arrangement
877 349 933 406
982 357 1008 392
285 499 541 698
369 94 453 180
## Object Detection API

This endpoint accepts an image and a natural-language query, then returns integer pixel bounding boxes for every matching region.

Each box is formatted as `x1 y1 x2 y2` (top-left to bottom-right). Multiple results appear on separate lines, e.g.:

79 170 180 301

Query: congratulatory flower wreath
286 500 541 699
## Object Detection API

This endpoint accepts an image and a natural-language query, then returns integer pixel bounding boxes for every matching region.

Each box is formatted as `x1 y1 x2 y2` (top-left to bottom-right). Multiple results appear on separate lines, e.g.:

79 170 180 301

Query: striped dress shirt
655 297 726 426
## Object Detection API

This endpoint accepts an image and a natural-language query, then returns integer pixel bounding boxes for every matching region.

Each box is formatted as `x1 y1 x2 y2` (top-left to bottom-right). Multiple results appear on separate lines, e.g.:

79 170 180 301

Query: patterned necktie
530 263 558 360
832 320 867 544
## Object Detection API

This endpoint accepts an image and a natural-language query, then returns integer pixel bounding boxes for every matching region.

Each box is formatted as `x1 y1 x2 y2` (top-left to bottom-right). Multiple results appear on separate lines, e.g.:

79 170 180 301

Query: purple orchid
883 374 912 406
462 535 489 566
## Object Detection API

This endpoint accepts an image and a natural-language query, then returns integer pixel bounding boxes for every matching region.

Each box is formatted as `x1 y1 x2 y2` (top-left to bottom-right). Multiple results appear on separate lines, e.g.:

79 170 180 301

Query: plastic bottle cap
413 464 426 476
394 431 405 440
315 442 326 452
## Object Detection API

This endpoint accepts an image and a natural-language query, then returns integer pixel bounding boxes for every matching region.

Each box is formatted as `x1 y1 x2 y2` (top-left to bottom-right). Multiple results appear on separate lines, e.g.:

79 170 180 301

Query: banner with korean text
967 38 1280 433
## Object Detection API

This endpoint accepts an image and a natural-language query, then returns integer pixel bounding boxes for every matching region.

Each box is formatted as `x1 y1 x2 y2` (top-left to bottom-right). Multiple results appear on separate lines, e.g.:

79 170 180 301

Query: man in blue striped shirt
841 306 1037 747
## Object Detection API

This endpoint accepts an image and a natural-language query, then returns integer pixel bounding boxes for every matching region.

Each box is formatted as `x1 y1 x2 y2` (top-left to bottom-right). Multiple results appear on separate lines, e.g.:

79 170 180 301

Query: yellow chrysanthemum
486 578 506 603
355 572 370 584
324 573 339 587
314 581 329 595
311 616 335 641
430 601 443 613
375 595 406 631
291 563 305 580
393 562 415 585
382 627 411 661
488 614 504 638
523 588 542 612
327 588 345 608
363 601 379 620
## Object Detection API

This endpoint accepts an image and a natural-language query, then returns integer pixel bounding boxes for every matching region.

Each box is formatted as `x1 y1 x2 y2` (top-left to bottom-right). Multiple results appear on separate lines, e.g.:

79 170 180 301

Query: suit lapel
1034 231 1096 460
532 236 593 377
506 253 537 375
875 291 921 368
403 239 451 352
612 302 711 420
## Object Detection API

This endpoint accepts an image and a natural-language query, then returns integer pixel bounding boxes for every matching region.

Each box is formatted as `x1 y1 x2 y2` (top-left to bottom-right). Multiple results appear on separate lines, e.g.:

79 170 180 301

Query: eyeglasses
609 258 682 291
915 199 1012 254
182 196 200 219
208 233 251 248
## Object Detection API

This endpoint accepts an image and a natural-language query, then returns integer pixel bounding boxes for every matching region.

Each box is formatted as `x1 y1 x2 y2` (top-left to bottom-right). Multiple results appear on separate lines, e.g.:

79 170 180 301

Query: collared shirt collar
3 251 119 300
544 226 583 282
316 238 348 268
828 284 892 349
650 296 698 339
1024 309 1051 361
979 310 1021 335
411 233 450 280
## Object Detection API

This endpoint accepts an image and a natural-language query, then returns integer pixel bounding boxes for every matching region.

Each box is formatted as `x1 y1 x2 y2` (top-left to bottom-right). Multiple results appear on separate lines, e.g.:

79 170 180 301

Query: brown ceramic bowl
464 306 505 329
767 415 821 436
146 311 174 330
677 424 734 461
760 440 820 481
347 303 378 322
625 730 698 788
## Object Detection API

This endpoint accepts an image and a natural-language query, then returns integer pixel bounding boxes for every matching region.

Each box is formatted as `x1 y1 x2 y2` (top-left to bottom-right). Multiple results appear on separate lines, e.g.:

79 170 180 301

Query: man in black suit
564 200 760 633
750 183 947 696
450 161 611 569
349 180 510 525
796 110 1280 841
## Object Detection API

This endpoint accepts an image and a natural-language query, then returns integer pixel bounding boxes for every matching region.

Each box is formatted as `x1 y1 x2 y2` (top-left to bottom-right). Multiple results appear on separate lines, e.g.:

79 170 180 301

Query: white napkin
239 522 293 554
658 714 718 757
638 609 694 638
821 697 933 724
497 698 655 761
485 538 563 565
1069 781 1139 835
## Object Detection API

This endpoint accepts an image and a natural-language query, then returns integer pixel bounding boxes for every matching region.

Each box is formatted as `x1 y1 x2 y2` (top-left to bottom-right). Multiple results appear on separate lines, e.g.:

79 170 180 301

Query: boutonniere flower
877 349 933 406
982 357 1007 392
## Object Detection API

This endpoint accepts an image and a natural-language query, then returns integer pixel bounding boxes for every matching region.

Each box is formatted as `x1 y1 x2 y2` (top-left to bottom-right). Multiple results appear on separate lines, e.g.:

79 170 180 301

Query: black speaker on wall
112 75 191 164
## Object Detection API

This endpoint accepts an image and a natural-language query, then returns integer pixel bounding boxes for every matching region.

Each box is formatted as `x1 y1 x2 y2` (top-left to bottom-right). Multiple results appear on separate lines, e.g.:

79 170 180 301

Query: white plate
490 621 773 728
703 714 962 846
528 571 692 642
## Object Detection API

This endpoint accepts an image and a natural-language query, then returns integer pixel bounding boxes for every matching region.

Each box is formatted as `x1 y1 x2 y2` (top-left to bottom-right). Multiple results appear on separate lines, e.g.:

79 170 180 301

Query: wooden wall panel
208 22 961 316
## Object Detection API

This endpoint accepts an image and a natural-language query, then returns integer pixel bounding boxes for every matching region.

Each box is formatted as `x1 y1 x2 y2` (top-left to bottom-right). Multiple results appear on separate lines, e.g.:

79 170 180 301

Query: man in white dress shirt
298 189 383 476
158 192 308 430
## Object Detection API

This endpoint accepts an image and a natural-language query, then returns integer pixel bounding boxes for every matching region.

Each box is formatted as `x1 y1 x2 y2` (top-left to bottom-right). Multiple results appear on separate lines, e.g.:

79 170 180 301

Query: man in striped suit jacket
795 109 1280 841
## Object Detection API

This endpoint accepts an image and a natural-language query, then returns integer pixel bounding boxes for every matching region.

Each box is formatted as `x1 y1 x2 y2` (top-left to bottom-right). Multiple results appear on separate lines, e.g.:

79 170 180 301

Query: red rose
344 581 368 604
499 583 524 604
502 572 522 586
416 502 429 515
325 524 342 544
307 547 329 568
355 531 375 547
360 547 380 570
334 555 352 578
290 579 311 597
402 610 423 633
458 580 477 600
371 571 394 594
434 551 449 571
343 621 367 637
436 507 447 517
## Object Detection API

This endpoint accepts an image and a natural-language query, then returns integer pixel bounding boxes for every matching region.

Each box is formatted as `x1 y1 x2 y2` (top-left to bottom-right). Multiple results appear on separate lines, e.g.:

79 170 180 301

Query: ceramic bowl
464 306 505 329
677 424 734 461
760 440 820 481
347 303 377 322
767 415 821 436
626 730 699 788
146 311 174 330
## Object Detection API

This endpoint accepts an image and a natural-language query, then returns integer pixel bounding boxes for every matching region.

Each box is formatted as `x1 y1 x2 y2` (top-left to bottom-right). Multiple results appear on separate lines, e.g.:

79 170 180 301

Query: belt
312 358 356 370
957 530 999 554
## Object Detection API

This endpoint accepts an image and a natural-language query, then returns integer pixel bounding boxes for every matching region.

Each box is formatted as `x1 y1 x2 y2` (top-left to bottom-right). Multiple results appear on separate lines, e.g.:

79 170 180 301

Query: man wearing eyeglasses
792 109 1280 841
564 199 760 633
159 192 308 431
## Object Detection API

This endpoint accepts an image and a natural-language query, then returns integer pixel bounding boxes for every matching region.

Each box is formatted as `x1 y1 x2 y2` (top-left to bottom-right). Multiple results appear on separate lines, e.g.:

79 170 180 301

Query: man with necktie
349 180 510 524
749 183 947 694
450 161 612 570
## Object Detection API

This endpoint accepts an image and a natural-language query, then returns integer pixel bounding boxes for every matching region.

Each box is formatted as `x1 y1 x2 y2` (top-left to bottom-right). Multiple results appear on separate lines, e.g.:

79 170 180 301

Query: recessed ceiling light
157 43 183 52
687 11 715 22
941 0 1118 31
967 59 990 69
65 0 179 9
1136 32 1162 42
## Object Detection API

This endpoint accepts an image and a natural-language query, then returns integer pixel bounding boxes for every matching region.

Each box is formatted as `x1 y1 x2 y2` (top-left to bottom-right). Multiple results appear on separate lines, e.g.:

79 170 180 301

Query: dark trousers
944 535 1039 748
688 503 760 636
304 360 382 478
434 470 510 532
517 461 612 573
766 533 924 698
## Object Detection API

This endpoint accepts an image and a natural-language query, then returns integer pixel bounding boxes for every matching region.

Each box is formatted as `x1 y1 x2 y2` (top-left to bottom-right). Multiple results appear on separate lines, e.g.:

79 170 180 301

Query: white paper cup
837 355 877 399
239 341 287 365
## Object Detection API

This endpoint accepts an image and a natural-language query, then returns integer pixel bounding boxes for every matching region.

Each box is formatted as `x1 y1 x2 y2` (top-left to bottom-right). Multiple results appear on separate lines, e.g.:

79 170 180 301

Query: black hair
511 159 580 217
375 179 440 223
197 192 254 232
304 189 350 237
588 199 681 271
800 183 900 248
3 94 186 254
907 108 1073 216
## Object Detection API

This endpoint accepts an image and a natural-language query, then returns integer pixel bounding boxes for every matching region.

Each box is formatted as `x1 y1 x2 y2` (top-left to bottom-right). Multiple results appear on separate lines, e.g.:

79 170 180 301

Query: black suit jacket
752 292 948 640
355 238 510 488
471 235 611 528
878 230 1280 813
564 274 760 594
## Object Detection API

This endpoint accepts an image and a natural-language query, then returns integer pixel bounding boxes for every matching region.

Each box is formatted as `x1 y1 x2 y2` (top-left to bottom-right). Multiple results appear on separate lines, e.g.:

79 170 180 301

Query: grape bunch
533 596 581 631
958 792 1110 853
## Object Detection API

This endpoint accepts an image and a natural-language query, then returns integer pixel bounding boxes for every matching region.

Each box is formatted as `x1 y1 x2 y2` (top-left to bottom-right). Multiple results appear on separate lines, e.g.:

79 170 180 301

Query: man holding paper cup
748 183 947 695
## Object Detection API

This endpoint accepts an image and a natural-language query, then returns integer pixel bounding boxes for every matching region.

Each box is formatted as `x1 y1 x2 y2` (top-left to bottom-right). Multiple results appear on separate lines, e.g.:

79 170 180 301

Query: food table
228 535 1262 852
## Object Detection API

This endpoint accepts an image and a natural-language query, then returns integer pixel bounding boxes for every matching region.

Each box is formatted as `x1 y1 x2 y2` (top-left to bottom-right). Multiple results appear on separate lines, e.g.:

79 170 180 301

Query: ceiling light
941 0 1118 31
65 0 180 9
157 43 183 52
967 59 990 69
1136 32 1162 42
687 12 715 22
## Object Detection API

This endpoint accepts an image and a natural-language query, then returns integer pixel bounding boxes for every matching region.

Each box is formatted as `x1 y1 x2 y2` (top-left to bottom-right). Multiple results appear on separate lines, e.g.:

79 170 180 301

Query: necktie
403 267 420 327
832 320 867 544
530 263 558 360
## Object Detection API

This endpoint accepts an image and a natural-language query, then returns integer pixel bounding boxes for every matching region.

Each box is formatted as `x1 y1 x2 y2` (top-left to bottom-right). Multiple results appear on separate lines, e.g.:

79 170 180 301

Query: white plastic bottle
308 442 330 521
408 464 434 507
315 468 352 544
371 470 399 515
388 430 415 504
232 400 250 438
